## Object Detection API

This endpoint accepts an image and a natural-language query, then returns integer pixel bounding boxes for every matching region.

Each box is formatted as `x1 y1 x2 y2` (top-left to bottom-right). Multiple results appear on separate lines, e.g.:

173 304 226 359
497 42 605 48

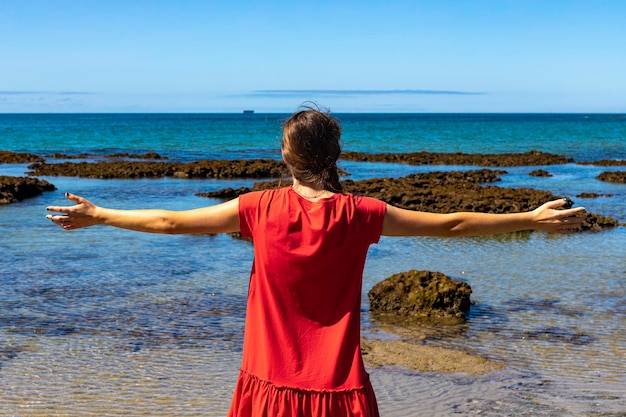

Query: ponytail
282 108 343 192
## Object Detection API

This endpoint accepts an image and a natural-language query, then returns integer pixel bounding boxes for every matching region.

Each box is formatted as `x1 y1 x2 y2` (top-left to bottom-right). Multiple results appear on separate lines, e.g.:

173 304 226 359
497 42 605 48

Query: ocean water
1 113 625 416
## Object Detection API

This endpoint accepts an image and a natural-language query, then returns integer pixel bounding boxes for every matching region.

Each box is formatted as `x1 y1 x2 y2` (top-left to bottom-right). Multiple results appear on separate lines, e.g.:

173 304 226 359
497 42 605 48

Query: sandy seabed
361 338 503 376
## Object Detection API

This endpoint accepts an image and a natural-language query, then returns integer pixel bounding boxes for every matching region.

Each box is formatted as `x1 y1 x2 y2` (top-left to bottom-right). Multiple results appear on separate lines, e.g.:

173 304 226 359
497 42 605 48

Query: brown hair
282 107 343 193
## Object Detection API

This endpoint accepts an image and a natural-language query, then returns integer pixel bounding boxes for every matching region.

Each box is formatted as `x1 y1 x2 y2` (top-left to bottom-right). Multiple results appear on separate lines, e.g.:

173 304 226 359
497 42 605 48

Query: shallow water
1 113 625 416
1 173 624 416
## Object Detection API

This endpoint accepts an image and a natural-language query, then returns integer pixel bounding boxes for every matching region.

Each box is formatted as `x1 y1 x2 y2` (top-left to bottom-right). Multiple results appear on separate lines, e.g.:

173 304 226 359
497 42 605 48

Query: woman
46 108 585 417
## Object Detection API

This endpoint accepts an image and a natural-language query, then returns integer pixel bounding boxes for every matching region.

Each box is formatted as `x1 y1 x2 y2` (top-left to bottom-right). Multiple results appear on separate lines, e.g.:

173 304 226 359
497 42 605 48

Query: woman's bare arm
46 193 240 234
382 198 586 237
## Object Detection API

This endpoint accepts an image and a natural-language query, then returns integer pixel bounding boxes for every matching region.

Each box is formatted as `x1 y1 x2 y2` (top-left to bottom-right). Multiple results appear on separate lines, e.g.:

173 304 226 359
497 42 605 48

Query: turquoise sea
1 113 625 416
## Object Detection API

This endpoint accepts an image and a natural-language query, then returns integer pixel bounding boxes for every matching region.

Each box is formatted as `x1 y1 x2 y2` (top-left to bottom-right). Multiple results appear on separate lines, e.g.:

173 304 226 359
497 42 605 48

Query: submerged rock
515 327 594 345
0 176 56 204
368 270 472 320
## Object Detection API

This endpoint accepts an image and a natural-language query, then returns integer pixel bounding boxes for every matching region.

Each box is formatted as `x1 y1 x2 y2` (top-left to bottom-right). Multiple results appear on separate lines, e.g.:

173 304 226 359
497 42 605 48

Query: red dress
228 187 387 417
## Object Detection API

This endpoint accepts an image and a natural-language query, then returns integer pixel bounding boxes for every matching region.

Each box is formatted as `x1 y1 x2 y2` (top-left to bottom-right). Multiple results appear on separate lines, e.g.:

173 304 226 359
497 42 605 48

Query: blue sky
1 0 625 113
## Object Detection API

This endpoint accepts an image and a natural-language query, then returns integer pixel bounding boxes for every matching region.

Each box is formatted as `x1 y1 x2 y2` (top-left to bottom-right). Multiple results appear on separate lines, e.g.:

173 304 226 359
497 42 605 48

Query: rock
368 270 472 320
341 169 553 214
27 159 286 179
0 176 56 204
0 151 45 164
579 213 623 231
197 180 286 199
341 150 572 167
577 159 626 166
48 152 168 160
529 169 552 177
576 192 613 198
597 171 626 184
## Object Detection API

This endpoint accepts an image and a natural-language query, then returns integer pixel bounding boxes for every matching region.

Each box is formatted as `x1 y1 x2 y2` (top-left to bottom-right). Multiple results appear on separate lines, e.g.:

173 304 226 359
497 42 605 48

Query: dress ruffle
227 370 380 417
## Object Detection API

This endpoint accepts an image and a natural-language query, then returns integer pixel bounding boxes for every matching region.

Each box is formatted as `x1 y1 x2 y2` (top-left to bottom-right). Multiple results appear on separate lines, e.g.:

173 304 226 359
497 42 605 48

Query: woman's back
229 187 385 416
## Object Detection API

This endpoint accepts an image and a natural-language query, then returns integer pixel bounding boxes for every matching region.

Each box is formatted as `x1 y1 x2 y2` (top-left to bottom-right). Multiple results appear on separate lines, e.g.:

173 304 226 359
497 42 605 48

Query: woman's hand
46 193 101 230
531 198 586 234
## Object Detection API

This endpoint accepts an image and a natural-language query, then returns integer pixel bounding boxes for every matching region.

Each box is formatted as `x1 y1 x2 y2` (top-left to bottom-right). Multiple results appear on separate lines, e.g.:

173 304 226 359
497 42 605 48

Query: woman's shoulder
348 193 386 208
240 186 289 203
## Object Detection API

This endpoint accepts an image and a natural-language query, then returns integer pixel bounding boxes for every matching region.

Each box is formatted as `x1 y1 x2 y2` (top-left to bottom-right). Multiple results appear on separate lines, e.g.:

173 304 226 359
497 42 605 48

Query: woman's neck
291 181 333 201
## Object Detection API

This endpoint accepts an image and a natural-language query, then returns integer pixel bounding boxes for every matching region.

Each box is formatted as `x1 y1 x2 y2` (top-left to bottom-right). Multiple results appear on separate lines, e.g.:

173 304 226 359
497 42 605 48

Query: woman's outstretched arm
382 198 586 237
46 193 240 234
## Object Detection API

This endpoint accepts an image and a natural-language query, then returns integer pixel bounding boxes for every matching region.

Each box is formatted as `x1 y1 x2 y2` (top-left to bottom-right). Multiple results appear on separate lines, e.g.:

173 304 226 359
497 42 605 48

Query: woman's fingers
45 193 96 230
46 193 90 213
543 198 567 210
65 192 87 204
557 207 586 219
46 214 73 229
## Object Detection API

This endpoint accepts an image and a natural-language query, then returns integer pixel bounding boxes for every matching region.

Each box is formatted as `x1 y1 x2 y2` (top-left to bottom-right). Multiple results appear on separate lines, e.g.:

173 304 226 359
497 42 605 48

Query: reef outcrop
0 176 56 204
597 171 626 184
341 150 572 167
27 159 286 179
0 151 45 164
577 160 626 166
